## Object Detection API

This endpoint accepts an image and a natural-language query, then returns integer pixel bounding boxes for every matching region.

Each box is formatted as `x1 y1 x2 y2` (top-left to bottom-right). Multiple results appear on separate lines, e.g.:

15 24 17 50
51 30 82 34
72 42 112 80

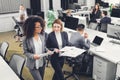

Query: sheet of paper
60 46 86 58
39 51 54 57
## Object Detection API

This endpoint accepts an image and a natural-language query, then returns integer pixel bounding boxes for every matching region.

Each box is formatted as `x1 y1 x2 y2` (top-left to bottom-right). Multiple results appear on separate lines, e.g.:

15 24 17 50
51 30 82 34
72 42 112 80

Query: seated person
66 9 72 17
69 24 93 76
100 11 111 24
98 11 111 31
70 24 90 50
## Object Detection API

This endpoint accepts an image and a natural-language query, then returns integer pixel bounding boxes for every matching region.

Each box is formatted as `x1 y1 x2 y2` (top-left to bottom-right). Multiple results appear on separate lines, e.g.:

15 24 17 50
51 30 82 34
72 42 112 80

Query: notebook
91 36 104 47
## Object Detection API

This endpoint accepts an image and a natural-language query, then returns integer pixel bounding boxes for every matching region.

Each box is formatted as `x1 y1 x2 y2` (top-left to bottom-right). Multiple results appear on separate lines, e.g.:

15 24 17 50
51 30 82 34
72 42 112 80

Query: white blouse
55 32 62 49
33 36 43 69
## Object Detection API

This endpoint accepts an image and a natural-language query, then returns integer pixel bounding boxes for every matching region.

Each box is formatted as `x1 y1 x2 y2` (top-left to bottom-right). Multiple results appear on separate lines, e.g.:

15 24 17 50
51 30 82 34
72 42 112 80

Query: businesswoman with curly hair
46 19 69 80
22 16 48 80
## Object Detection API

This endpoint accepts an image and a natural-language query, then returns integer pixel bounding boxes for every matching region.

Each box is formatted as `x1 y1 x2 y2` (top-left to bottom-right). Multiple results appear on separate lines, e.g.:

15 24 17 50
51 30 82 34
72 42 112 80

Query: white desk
0 56 20 80
63 27 120 80
111 17 120 25
71 10 91 20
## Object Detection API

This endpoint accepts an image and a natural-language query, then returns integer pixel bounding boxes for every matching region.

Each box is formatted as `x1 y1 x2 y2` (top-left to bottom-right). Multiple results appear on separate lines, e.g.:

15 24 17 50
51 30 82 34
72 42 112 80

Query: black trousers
51 57 65 80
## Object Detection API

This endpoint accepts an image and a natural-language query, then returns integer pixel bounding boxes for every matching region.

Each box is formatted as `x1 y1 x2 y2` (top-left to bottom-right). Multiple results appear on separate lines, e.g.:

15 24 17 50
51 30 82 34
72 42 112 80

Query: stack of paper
60 46 86 58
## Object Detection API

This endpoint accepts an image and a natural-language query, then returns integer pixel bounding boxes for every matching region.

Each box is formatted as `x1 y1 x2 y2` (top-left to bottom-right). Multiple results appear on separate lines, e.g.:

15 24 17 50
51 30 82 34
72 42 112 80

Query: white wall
53 0 61 11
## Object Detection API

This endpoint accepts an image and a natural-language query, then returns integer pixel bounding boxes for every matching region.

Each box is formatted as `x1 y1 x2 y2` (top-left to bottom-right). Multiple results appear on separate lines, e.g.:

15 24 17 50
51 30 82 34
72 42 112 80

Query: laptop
91 36 104 47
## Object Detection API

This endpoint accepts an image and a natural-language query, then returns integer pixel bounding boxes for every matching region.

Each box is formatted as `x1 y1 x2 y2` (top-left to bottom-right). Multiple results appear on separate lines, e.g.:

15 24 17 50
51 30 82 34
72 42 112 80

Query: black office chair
26 8 33 16
9 54 25 80
64 52 93 80
64 53 86 80
12 16 24 47
0 42 9 61
37 11 44 19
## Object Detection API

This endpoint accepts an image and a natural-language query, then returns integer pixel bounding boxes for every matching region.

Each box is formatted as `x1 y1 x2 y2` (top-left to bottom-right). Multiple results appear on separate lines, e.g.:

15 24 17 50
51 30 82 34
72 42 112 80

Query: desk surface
0 56 20 80
64 28 120 64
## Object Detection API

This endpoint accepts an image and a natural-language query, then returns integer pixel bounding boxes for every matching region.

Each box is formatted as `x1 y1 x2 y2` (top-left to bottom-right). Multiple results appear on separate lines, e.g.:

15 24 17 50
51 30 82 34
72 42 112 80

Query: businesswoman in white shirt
46 19 69 80
23 16 48 80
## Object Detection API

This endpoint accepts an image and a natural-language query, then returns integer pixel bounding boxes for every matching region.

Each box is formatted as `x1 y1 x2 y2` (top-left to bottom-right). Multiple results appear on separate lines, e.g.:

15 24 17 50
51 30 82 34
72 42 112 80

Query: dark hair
23 16 45 38
76 24 85 31
102 11 107 16
52 19 63 31
94 3 100 10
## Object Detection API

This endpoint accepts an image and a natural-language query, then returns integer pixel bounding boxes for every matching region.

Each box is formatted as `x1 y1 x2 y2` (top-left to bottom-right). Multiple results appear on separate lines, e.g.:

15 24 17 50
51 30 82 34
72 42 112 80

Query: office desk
0 56 20 80
64 28 120 80
71 11 91 20
111 17 120 25
116 62 120 80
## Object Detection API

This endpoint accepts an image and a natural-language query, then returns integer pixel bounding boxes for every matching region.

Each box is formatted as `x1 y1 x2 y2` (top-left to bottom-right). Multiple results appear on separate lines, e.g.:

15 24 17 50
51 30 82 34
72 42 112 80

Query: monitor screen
65 16 79 30
107 24 120 40
92 36 103 45
111 8 120 18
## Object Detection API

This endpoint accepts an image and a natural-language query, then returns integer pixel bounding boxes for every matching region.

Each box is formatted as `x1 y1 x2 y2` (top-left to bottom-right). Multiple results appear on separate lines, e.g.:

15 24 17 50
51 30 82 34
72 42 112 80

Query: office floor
0 30 92 80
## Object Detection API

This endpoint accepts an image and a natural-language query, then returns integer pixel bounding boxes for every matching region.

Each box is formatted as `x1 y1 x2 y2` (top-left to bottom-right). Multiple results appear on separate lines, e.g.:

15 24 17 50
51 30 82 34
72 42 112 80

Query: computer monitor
92 36 104 46
111 8 120 18
65 16 79 30
107 24 120 40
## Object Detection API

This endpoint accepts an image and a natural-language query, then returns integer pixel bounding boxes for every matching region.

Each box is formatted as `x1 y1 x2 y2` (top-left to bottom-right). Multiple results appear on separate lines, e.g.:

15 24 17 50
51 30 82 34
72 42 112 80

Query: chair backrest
88 22 98 30
0 42 9 59
12 16 19 25
100 23 108 33
26 8 33 16
9 54 25 78
57 10 63 17
83 7 88 11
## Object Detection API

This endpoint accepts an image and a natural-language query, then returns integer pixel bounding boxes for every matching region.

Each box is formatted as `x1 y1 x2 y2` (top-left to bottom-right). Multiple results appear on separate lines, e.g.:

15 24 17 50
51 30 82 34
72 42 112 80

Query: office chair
64 52 94 80
99 23 108 33
9 54 25 80
26 8 33 16
12 16 24 47
0 42 9 61
88 22 98 30
83 7 88 11
57 10 66 22
37 11 44 19
64 53 86 80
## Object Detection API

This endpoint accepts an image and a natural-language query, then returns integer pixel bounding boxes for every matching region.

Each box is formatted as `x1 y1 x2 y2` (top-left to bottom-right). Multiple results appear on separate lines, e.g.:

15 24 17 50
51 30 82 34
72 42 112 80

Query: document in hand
60 46 86 58
39 51 54 57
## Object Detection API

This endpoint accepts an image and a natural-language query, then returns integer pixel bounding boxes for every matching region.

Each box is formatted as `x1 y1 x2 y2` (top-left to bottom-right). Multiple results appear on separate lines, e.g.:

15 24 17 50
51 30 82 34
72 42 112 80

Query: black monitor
65 16 79 30
107 24 120 40
111 8 120 18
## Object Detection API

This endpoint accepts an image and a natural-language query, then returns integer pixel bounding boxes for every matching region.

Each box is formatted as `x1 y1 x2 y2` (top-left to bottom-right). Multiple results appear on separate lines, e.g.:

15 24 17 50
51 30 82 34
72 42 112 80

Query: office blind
0 0 30 14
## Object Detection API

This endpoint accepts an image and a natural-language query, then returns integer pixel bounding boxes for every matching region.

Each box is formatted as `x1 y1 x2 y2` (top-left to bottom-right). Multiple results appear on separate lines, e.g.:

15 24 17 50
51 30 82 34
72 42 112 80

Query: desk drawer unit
115 62 120 80
93 56 116 80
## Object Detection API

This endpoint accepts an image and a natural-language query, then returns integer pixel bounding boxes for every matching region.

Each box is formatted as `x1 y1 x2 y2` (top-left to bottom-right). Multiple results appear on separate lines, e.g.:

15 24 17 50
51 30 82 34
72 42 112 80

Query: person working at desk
70 24 93 76
70 24 90 50
46 19 69 80
23 16 50 80
90 3 101 23
66 9 72 17
97 11 111 31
